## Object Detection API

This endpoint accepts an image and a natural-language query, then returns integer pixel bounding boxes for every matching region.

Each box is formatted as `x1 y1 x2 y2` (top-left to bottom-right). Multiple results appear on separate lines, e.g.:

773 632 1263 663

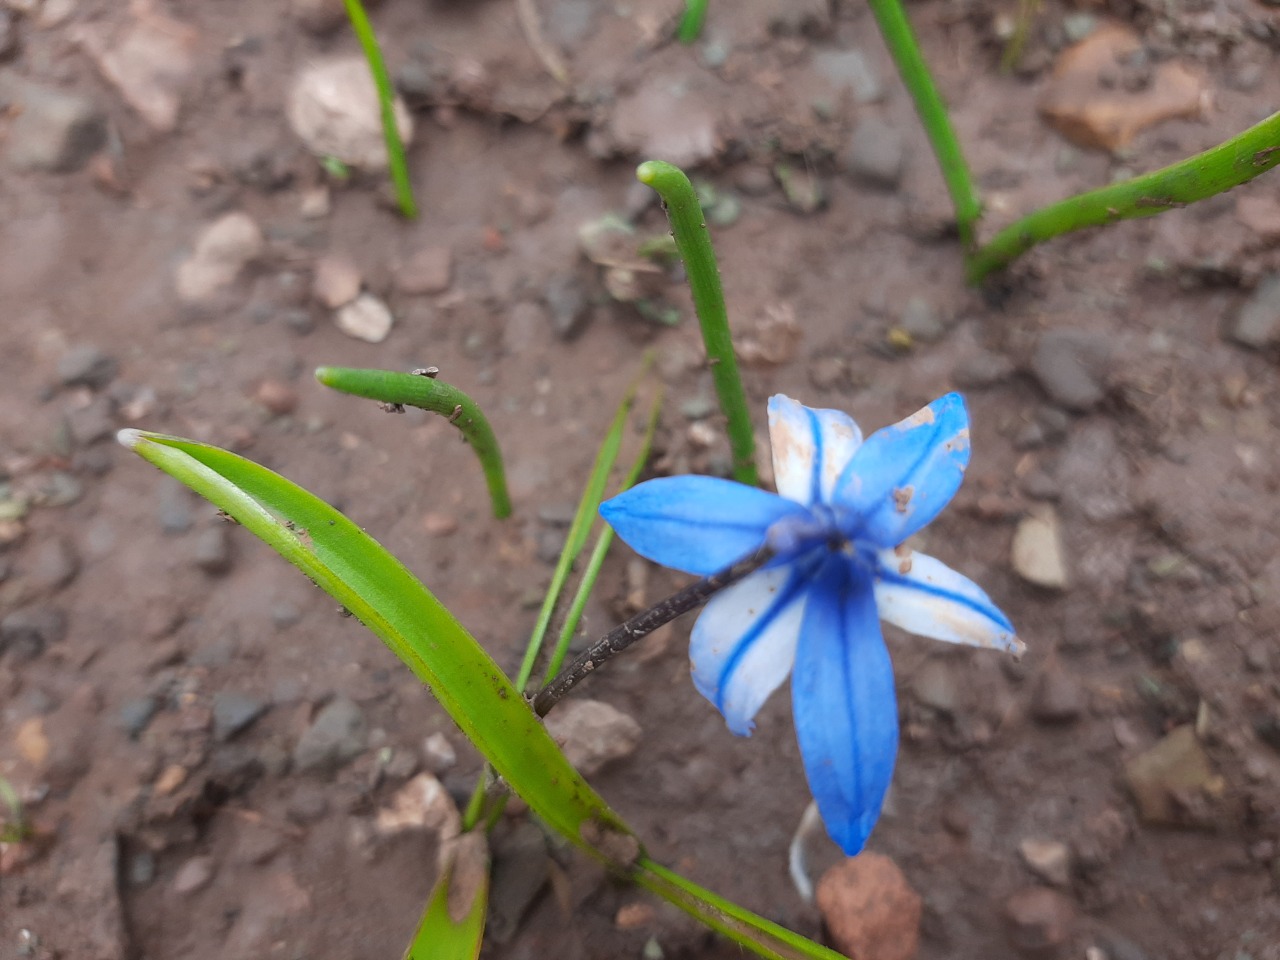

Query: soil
2 1 1280 959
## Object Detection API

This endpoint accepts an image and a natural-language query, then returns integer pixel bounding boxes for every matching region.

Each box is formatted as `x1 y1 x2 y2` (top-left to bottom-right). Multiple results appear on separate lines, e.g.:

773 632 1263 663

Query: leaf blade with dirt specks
403 835 489 960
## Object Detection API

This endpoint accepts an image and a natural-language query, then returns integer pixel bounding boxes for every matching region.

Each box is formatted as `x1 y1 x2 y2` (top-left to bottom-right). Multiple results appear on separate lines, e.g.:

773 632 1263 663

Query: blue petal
834 392 970 548
768 395 863 507
691 561 813 735
791 558 899 855
600 476 808 576
874 548 1024 654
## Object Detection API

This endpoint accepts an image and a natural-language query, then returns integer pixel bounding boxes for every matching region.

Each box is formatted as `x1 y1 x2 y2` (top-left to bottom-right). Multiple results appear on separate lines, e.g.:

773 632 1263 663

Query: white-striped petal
768 395 863 507
873 547 1023 653
691 562 812 735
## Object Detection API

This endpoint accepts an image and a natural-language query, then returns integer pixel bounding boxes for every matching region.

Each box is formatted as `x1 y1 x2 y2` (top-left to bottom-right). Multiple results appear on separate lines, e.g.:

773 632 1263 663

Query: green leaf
116 429 627 854
403 834 489 960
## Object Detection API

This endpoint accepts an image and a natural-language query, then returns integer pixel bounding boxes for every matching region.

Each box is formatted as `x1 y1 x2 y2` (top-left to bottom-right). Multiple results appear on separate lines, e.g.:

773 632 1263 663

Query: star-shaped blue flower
600 393 1022 854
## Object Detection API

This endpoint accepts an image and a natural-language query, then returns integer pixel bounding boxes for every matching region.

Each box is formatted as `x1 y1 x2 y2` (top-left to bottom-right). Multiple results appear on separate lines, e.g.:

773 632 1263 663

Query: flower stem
966 110 1280 284
678 0 709 44
636 160 759 487
533 545 774 717
866 0 981 251
343 0 418 220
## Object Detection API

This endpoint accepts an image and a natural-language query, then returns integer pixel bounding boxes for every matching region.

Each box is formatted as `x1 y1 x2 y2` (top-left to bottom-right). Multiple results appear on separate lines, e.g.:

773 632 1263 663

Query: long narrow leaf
403 836 489 960
116 429 626 852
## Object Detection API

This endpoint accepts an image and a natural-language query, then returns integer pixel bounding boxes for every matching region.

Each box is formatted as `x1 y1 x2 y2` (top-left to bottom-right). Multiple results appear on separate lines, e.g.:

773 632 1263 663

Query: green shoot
678 0 709 44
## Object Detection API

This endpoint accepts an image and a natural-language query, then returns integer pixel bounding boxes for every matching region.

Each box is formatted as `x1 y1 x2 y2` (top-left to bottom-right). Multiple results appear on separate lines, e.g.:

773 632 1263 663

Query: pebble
1018 837 1072 886
1230 273 1280 350
912 658 961 715
1057 422 1132 522
422 512 458 537
488 820 551 944
542 699 641 776
815 853 922 960
608 83 719 169
373 771 459 836
845 116 906 189
504 301 546 353
0 605 67 660
127 850 156 887
422 732 457 773
1003 886 1076 954
191 525 233 575
813 48 884 104
212 691 268 741
335 292 394 343
157 478 193 534
395 245 453 296
289 0 345 33
1011 506 1069 590
311 254 362 309
118 696 159 739
1 75 107 173
57 345 117 390
175 212 265 306
0 10 16 61
544 272 591 340
293 696 368 774
1030 329 1111 411
1037 24 1204 151
172 855 216 896
67 397 116 446
1123 724 1216 826
26 534 79 593
254 379 299 417
73 10 197 132
952 349 1014 389
287 57 414 171
1029 664 1086 724
899 296 944 342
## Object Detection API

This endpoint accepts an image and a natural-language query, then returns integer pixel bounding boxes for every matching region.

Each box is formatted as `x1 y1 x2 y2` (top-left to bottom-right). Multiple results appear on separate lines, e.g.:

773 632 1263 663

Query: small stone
543 699 641 777
1003 886 1076 954
311 255 362 309
422 732 457 773
293 696 367 774
192 525 233 575
422 512 458 537
172 855 216 896
373 771 459 836
0 10 17 61
1124 725 1216 826
289 0 345 33
395 245 453 296
775 163 826 215
2 76 107 173
1029 664 1085 724
1231 274 1280 350
1057 422 1132 522
335 292 393 343
1030 329 1111 411
816 853 922 960
271 601 302 630
544 272 591 340
254 379 299 417
488 820 551 944
176 212 265 306
899 296 944 342
952 349 1014 389
1018 838 1072 886
128 850 156 887
912 658 960 715
287 57 414 171
212 691 268 741
57 345 117 390
813 48 884 104
153 763 188 796
118 696 158 738
808 356 850 392
846 116 905 189
0 606 67 660
609 83 719 169
67 397 116 446
1012 506 1069 590
504 301 546 353
26 535 79 593
157 478 193 534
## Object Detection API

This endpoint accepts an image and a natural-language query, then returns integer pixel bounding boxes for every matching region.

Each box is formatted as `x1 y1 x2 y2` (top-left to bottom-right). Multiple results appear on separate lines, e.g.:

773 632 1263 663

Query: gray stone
27 535 79 593
212 691 268 741
172 855 216 895
488 820 551 944
546 0 596 46
2 75 106 173
1003 887 1076 954
952 349 1014 389
1030 329 1111 411
191 525 232 575
422 732 457 773
1231 274 1280 349
542 699 641 776
1058 422 1132 522
504 301 545 353
67 397 116 446
293 696 367 773
544 272 591 340
912 659 961 714
127 850 156 887
157 478 193 534
118 696 158 738
175 212 264 306
899 296 944 342
813 49 884 103
846 116 905 189
0 606 67 660
271 601 302 629
289 0 345 33
57 345 118 389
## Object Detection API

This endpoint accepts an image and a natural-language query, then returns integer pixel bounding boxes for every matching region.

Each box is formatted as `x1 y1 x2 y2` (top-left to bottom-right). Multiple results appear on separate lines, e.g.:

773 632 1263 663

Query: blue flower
600 393 1021 854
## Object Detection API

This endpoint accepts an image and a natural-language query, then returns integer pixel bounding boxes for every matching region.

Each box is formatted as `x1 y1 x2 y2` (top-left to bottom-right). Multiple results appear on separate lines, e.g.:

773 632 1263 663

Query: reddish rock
1003 886 1076 955
396 245 453 295
816 853 922 960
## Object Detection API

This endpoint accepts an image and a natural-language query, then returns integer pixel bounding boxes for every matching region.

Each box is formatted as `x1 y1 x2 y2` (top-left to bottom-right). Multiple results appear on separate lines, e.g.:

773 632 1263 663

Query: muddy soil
2 1 1280 958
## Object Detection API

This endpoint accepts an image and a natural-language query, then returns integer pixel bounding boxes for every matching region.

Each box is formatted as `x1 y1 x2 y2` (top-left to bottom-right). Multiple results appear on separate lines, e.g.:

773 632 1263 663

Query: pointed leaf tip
116 428 145 449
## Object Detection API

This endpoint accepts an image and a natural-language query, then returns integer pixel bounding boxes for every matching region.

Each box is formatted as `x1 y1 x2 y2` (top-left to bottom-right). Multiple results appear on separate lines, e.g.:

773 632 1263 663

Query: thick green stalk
967 111 1280 283
636 161 758 486
866 0 981 250
343 0 418 219
678 0 708 44
315 367 510 519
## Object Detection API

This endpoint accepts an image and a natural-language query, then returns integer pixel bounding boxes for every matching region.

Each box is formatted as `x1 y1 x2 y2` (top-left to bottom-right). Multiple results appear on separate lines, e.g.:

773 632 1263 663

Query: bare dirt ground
3 1 1280 958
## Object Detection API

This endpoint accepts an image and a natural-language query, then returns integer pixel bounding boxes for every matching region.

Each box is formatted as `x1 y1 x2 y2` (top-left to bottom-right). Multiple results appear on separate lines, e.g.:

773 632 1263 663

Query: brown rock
1003 886 1076 955
253 380 299 416
1028 664 1085 725
312 255 362 309
395 245 453 295
543 699 641 777
816 853 922 960
1038 23 1205 151
1123 724 1218 826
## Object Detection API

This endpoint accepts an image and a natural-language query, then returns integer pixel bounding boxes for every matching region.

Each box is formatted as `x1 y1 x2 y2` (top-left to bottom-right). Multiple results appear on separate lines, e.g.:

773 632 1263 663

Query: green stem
343 0 418 219
678 0 708 44
866 0 981 250
636 161 758 486
966 111 1280 284
314 367 510 519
